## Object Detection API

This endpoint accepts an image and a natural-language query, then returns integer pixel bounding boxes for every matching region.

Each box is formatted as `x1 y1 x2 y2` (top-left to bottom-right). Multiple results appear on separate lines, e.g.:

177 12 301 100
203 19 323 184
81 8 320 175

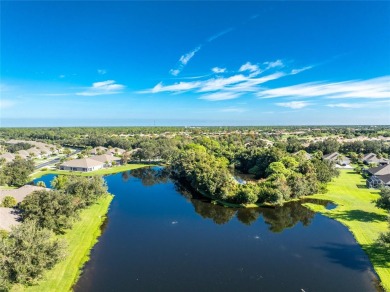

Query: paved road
34 149 82 169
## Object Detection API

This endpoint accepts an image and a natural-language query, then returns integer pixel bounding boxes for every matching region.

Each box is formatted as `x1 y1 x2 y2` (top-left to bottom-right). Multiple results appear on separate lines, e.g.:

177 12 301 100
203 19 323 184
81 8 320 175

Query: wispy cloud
219 107 247 113
276 101 311 109
97 69 107 75
0 99 16 109
76 80 125 96
207 28 233 42
170 27 235 76
326 103 365 109
264 60 284 69
170 45 202 76
239 62 261 77
212 67 226 74
199 92 242 101
258 76 390 99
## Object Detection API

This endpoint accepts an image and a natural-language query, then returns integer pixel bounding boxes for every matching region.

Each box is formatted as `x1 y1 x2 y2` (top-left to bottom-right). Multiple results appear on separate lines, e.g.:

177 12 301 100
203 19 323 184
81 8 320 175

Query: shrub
1 196 17 208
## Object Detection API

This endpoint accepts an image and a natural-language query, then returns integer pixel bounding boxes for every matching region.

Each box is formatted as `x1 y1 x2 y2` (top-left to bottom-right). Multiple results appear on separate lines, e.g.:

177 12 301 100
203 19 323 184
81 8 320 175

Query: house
90 154 121 166
362 153 389 166
323 152 339 162
323 152 350 166
106 147 126 156
59 158 105 172
27 148 42 158
17 150 30 159
89 146 108 155
0 153 15 163
366 164 390 188
0 185 49 203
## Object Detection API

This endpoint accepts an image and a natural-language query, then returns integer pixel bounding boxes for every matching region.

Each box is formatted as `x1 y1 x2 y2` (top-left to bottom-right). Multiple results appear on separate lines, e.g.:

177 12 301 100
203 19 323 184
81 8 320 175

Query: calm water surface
35 168 379 292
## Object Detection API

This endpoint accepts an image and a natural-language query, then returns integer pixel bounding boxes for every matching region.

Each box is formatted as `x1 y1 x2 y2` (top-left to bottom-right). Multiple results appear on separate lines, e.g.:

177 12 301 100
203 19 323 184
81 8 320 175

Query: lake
34 168 379 291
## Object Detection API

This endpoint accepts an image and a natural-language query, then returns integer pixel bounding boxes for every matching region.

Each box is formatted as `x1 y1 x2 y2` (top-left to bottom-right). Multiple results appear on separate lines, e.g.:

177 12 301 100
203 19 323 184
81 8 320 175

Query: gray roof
368 164 390 176
60 157 105 168
363 153 389 164
0 185 49 203
323 152 339 161
0 208 20 231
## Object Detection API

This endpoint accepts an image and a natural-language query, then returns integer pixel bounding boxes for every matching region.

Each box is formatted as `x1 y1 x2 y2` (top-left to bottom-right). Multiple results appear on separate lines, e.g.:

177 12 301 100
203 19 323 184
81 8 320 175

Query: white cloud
327 103 365 109
291 66 312 75
264 60 284 69
198 74 247 92
207 28 233 42
170 45 202 76
97 69 107 75
258 76 390 99
212 67 226 74
148 81 201 93
219 107 247 113
76 80 125 96
239 62 261 76
199 92 242 101
276 101 311 109
0 99 15 109
59 74 66 78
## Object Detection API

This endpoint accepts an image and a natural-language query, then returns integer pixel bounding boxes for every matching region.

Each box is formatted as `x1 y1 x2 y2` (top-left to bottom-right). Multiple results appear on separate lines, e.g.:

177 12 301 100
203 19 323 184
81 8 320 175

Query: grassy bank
303 169 390 291
12 194 113 292
30 163 150 180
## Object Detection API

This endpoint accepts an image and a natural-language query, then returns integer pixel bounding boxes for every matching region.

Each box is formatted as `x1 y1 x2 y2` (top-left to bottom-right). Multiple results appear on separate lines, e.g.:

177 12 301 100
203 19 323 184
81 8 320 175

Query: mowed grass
12 195 113 292
30 163 150 180
303 169 390 291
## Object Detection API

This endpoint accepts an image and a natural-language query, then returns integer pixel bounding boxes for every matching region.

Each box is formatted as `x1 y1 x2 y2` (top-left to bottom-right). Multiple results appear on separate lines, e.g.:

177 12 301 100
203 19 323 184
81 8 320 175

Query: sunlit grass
30 163 151 180
12 195 113 292
304 169 390 291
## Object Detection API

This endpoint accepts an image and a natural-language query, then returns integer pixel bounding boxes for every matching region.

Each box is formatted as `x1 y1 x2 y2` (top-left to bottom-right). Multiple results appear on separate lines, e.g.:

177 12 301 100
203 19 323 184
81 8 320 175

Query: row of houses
323 152 389 167
366 164 390 188
59 154 122 172
0 140 62 163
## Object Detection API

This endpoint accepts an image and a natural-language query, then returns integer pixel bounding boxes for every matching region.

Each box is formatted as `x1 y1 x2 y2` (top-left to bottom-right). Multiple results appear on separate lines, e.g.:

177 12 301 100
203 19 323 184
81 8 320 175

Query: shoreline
303 169 389 292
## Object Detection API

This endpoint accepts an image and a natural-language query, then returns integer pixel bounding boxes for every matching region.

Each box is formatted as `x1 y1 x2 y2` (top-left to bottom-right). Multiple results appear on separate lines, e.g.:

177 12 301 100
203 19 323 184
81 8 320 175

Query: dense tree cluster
0 221 67 290
376 187 390 248
0 157 35 187
0 142 32 153
0 175 109 290
171 144 339 205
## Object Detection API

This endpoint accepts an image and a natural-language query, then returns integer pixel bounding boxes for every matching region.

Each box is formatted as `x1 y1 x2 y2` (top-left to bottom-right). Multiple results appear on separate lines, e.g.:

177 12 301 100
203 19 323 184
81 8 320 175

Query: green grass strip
12 195 113 292
304 169 390 291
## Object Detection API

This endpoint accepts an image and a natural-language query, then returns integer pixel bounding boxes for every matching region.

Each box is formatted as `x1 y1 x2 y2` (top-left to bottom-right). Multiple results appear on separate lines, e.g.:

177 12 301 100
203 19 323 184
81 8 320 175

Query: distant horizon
1 118 389 128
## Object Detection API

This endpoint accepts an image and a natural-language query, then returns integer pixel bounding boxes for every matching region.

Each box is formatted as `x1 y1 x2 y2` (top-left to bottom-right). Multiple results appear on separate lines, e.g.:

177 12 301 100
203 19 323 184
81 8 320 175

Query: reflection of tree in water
236 208 261 226
125 167 318 231
259 201 316 232
191 199 237 225
127 167 170 186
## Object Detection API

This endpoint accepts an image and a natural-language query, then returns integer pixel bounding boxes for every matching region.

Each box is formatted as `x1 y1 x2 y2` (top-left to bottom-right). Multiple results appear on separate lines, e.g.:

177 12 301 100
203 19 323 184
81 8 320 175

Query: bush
1 196 17 208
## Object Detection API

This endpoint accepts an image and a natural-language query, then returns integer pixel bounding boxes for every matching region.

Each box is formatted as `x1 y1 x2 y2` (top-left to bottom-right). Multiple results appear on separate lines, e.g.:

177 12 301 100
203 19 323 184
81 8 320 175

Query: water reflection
123 167 327 232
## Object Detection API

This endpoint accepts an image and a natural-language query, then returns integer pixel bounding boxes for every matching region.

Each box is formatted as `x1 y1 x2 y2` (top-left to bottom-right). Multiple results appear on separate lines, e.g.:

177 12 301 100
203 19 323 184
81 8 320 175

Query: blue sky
1 1 389 126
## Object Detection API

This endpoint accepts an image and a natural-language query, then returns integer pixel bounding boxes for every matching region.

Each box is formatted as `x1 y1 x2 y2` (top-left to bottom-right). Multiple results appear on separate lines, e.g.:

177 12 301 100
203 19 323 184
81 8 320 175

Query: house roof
0 153 15 162
323 152 339 161
368 164 390 176
363 153 389 164
89 147 108 154
60 158 105 168
17 150 30 158
107 147 126 154
90 154 121 163
0 185 49 203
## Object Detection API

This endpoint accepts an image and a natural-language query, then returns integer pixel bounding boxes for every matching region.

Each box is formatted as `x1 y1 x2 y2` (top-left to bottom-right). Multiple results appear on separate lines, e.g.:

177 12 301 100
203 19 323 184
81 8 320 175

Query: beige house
89 146 108 155
0 185 48 203
106 147 126 155
0 153 16 163
91 154 121 166
59 158 105 172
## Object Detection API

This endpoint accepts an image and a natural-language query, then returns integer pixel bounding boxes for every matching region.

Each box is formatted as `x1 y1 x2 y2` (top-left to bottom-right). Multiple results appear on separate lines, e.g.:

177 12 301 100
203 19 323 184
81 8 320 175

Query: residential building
362 153 389 165
366 164 390 188
59 158 105 172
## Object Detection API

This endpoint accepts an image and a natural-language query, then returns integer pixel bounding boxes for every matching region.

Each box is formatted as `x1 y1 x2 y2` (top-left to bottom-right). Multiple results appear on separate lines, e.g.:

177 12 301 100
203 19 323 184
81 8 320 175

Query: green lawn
303 169 390 291
30 163 151 180
12 194 113 292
